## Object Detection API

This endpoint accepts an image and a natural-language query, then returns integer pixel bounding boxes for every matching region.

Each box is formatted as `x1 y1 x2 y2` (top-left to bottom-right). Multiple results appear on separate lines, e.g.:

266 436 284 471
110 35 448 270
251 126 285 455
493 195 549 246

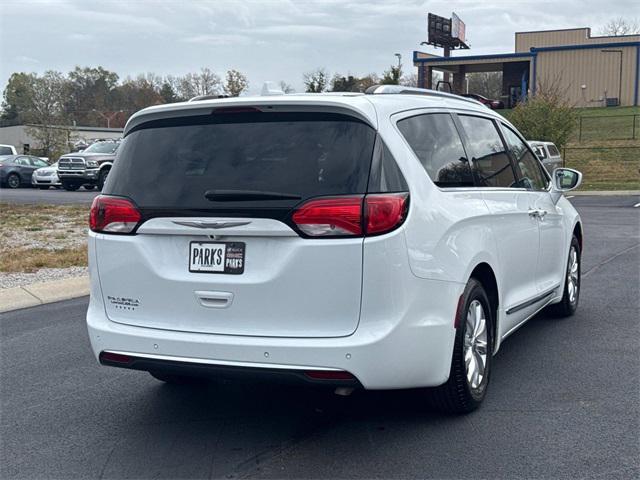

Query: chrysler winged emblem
172 220 252 229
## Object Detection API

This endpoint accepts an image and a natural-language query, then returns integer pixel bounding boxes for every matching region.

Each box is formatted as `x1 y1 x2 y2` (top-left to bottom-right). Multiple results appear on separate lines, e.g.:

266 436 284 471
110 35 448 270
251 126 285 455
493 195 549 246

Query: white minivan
87 86 583 413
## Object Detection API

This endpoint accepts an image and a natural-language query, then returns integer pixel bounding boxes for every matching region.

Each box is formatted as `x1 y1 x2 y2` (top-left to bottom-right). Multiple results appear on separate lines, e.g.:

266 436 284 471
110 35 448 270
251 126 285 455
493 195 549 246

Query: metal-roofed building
414 27 640 108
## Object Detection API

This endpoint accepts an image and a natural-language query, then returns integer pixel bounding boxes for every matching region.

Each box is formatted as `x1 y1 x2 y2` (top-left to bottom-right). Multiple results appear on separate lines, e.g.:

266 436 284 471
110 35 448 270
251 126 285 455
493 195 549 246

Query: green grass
563 145 640 191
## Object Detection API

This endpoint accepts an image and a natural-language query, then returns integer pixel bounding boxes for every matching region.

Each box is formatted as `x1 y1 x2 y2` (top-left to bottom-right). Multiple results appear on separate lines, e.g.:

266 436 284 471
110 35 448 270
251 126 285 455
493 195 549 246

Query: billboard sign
427 13 452 47
451 12 466 43
426 12 469 50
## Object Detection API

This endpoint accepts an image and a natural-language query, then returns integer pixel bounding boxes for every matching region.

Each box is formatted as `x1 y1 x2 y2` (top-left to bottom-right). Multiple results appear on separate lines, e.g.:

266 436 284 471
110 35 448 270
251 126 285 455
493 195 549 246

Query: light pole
394 53 402 70
92 109 124 129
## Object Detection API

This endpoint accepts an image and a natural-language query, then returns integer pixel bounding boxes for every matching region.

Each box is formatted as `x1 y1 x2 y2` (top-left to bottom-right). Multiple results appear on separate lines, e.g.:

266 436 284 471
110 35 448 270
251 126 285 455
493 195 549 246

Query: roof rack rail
188 94 230 102
364 85 484 107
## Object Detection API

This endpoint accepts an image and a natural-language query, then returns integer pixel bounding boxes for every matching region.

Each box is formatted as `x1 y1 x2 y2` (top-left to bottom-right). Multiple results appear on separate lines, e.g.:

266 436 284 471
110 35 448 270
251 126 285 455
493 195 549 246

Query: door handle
528 209 548 219
194 290 234 309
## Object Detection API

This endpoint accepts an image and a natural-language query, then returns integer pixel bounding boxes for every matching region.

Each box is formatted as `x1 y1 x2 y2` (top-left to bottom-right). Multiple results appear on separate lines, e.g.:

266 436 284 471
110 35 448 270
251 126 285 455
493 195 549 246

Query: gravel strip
0 267 88 290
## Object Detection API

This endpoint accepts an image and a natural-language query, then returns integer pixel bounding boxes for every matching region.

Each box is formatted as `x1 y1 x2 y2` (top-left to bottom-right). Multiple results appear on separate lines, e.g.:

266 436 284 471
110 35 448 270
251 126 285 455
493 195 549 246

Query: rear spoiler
123 98 378 136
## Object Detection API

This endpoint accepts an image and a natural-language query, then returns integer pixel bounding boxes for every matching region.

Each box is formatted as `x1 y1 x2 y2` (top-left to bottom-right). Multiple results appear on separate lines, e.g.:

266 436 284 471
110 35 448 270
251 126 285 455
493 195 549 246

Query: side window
397 113 473 187
15 157 27 166
29 157 48 167
457 115 516 188
367 137 408 193
501 126 548 190
532 145 547 160
547 144 560 157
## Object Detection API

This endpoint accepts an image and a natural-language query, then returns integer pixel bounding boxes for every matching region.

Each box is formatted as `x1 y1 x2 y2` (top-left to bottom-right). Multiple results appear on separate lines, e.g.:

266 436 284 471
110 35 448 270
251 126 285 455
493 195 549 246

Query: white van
529 141 563 173
87 86 583 413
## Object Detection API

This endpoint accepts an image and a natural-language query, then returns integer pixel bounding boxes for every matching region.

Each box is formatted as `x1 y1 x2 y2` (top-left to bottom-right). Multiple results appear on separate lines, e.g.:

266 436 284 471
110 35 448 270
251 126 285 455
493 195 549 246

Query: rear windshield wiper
204 189 302 202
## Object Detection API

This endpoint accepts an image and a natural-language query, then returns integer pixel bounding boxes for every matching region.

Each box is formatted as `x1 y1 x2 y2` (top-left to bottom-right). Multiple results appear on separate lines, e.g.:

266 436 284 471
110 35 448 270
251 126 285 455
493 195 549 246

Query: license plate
189 242 245 274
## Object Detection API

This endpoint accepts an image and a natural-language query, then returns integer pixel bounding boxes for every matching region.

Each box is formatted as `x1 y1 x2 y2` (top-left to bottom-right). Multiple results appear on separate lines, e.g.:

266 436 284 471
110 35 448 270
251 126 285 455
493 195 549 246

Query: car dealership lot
1 196 638 479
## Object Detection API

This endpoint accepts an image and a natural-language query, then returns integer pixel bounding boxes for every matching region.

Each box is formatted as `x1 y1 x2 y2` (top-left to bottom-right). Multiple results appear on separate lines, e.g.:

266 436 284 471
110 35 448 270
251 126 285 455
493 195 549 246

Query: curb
571 190 640 196
0 276 89 314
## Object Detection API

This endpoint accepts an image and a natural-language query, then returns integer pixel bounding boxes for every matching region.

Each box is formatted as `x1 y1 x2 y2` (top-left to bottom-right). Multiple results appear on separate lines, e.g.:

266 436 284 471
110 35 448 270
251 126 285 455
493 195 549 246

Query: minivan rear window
105 112 376 212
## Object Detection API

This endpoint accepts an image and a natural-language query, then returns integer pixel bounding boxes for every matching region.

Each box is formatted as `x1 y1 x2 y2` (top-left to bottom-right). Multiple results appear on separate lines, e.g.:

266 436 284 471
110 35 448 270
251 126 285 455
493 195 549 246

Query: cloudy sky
0 0 635 94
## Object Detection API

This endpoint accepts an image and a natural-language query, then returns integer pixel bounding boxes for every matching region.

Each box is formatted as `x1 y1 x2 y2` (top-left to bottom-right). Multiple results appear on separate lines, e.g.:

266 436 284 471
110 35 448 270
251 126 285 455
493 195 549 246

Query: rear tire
62 180 80 191
429 278 493 414
149 371 205 385
83 184 96 191
547 235 581 317
7 173 20 189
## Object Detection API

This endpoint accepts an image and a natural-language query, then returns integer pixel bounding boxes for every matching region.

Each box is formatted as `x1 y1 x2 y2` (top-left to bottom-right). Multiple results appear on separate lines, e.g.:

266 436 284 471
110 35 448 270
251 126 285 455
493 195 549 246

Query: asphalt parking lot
0 187 99 205
1 195 638 479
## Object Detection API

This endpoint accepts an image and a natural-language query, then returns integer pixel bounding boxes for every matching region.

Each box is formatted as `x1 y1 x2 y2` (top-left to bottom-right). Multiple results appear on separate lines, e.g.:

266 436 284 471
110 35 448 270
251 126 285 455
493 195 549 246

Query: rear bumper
86 275 460 390
99 350 362 388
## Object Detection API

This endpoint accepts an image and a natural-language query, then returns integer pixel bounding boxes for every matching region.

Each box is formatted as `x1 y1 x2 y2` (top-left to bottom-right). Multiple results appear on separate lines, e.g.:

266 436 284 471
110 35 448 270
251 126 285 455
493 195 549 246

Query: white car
0 144 17 156
31 162 61 189
87 86 583 413
529 141 563 173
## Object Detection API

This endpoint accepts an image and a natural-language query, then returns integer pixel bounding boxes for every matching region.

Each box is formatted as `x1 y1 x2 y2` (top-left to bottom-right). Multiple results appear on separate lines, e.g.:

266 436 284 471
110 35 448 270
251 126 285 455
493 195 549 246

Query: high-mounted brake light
90 195 141 234
291 193 408 238
212 106 262 114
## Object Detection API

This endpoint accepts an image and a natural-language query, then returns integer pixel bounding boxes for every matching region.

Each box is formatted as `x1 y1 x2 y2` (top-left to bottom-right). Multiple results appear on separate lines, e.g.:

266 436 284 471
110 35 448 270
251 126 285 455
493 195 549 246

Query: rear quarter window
457 115 516 188
547 144 560 156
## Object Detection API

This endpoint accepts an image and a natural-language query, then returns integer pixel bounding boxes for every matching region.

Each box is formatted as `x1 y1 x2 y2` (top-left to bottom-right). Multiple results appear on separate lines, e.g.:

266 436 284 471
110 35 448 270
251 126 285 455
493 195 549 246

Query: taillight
292 196 363 236
90 195 141 234
291 193 408 238
365 193 408 235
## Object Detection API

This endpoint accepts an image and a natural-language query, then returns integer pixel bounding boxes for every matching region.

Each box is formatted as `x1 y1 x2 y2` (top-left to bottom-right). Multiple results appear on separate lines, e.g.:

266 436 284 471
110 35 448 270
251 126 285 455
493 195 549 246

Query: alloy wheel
567 246 579 304
464 299 488 390
7 174 19 188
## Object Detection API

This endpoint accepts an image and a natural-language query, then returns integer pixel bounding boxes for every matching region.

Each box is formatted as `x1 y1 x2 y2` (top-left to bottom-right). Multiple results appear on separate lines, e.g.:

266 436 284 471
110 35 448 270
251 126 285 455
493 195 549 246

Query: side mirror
551 168 582 203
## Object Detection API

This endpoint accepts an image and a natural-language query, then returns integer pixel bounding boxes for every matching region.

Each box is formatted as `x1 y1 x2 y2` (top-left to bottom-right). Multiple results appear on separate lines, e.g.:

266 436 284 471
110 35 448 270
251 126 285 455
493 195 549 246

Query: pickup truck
57 140 120 191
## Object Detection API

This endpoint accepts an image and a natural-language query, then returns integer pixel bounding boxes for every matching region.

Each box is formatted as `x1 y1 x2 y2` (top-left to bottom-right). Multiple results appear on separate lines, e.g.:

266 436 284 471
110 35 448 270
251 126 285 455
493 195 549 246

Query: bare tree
509 77 578 148
24 71 71 158
303 68 329 93
600 17 640 36
178 68 221 99
278 81 295 93
223 69 249 97
466 72 502 99
330 73 379 92
400 72 418 88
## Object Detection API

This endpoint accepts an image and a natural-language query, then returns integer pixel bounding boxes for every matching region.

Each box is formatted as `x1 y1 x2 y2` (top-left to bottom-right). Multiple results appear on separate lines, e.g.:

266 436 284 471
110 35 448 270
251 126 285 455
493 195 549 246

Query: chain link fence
576 114 640 142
